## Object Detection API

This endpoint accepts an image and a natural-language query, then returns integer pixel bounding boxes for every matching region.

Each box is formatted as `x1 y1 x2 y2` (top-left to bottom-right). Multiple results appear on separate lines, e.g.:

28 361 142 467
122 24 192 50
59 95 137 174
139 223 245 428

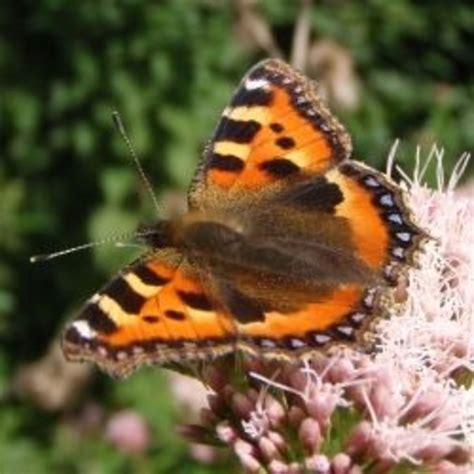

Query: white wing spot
380 193 394 207
363 289 376 308
260 338 277 348
89 293 100 304
336 326 355 337
289 338 306 349
392 247 405 258
364 176 381 188
245 78 269 90
314 334 331 345
388 213 403 225
116 351 128 361
396 232 411 242
351 312 367 323
72 320 97 340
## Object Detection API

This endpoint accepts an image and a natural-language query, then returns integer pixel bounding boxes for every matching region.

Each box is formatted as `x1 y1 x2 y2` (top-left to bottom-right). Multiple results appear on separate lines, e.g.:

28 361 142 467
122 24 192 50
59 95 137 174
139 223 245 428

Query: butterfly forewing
63 251 236 376
189 59 352 208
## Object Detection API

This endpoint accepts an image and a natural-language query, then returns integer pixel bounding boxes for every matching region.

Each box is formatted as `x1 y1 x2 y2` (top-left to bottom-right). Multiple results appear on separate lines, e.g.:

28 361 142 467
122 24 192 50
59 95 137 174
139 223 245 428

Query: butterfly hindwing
227 161 425 357
334 161 425 270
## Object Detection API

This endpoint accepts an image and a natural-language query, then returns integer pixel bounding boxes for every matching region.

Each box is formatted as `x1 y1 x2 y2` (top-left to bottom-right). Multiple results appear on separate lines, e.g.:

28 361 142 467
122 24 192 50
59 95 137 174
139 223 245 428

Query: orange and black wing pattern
188 59 352 207
233 160 426 359
62 59 426 374
62 250 236 376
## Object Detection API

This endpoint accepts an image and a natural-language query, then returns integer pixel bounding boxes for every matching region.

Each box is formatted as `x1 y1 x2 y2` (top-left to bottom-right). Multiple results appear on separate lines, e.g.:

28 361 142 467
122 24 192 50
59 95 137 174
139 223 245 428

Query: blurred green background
1 1 473 473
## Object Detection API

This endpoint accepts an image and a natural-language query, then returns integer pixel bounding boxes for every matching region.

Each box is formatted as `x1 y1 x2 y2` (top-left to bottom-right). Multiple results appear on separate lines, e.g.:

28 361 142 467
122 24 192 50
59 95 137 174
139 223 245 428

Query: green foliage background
0 1 472 472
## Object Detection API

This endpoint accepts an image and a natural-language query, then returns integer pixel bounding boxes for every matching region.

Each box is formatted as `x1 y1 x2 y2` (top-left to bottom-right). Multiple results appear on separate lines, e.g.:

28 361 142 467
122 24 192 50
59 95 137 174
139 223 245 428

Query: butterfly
62 59 425 377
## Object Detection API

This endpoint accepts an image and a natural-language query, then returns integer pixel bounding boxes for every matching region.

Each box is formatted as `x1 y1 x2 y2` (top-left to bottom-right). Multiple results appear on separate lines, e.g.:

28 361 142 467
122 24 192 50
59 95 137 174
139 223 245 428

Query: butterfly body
63 59 425 376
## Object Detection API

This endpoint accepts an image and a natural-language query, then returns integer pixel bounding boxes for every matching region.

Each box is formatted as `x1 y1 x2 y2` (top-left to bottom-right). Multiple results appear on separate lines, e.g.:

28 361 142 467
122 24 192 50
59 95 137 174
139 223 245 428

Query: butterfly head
137 220 175 249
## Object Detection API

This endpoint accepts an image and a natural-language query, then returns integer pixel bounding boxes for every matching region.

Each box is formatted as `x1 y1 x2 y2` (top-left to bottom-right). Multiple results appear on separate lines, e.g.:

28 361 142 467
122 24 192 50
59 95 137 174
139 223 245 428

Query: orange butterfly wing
63 251 236 376
189 59 352 207
233 161 425 358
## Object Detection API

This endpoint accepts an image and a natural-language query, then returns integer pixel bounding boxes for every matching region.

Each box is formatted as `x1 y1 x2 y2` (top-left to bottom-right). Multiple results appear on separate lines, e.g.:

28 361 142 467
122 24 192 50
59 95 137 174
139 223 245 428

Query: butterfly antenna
112 111 161 217
30 229 155 263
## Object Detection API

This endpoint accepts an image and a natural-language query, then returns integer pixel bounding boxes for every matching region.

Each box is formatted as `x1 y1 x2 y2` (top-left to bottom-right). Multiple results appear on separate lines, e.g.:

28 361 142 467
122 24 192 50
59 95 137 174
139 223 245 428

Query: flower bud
264 393 286 428
298 417 321 453
268 459 291 474
288 405 306 427
267 430 287 453
331 453 352 474
238 453 262 473
306 393 338 430
345 421 372 456
305 454 330 473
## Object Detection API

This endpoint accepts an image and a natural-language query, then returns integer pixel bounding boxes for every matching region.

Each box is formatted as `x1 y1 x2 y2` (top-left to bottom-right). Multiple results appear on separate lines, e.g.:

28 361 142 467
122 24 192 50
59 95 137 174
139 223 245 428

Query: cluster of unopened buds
179 353 471 473
175 147 473 473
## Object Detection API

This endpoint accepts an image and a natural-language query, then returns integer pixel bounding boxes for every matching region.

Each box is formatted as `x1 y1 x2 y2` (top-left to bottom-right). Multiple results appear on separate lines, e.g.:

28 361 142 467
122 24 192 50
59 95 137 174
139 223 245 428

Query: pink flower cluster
180 353 471 473
176 146 473 473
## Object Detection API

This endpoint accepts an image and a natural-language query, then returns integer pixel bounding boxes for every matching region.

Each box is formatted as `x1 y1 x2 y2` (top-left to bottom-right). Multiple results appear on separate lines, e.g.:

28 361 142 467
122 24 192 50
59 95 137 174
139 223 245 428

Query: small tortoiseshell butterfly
63 59 424 377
